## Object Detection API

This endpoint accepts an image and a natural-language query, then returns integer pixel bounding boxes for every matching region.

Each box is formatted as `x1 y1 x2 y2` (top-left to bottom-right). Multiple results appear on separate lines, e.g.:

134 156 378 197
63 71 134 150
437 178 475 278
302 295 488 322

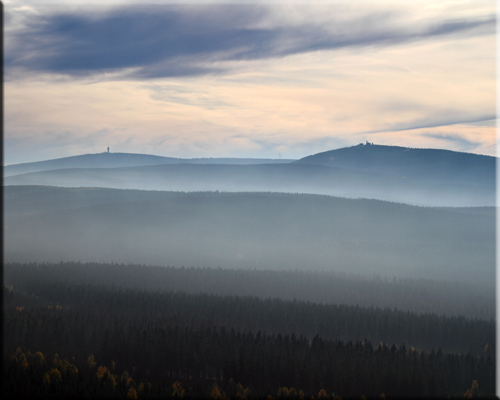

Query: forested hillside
5 162 494 207
296 143 495 187
4 262 494 320
4 186 495 286
3 263 494 398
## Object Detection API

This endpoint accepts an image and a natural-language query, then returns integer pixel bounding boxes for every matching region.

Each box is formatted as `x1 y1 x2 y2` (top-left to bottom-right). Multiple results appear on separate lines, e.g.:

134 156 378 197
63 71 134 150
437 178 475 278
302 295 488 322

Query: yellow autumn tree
19 353 29 369
49 368 62 384
210 383 223 399
127 387 138 399
277 386 299 398
121 371 134 388
42 372 51 387
471 380 479 396
236 382 251 399
138 382 152 397
33 351 45 366
96 366 108 380
87 354 96 369
173 381 185 398
60 359 79 376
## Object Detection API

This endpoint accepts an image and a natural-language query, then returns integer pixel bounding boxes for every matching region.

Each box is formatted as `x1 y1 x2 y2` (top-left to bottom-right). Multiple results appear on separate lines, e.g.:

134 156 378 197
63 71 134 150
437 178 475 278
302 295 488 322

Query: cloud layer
6 4 495 79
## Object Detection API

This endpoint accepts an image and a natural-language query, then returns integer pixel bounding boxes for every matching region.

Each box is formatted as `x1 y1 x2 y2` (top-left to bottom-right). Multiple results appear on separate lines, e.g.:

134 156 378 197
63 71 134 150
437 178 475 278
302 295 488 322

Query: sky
3 0 496 164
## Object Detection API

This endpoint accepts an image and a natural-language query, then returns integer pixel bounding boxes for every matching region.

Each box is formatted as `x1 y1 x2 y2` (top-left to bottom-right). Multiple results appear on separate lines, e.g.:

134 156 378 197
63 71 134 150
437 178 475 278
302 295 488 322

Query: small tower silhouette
107 147 109 153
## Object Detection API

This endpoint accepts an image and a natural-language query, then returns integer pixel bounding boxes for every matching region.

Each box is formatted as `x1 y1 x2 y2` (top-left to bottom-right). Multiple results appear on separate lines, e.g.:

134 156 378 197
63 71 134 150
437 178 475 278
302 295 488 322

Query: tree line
4 262 495 320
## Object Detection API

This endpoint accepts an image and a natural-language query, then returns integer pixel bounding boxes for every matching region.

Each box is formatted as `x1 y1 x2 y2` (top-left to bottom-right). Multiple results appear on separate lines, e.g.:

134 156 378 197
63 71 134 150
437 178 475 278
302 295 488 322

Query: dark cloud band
6 5 495 79
421 133 482 151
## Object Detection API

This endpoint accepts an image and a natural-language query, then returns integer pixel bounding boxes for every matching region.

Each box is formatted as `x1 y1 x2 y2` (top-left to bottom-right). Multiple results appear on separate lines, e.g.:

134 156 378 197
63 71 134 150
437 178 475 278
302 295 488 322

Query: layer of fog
4 163 495 207
4 186 495 288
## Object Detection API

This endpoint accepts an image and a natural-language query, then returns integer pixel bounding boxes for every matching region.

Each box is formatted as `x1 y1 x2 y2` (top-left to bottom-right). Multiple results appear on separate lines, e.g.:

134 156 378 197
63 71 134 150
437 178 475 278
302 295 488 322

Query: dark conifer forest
3 262 495 398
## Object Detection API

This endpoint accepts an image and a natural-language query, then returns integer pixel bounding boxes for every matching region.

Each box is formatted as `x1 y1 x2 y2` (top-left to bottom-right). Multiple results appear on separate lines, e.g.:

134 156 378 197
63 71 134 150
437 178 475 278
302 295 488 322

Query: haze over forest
4 143 496 286
5 143 495 207
4 144 497 398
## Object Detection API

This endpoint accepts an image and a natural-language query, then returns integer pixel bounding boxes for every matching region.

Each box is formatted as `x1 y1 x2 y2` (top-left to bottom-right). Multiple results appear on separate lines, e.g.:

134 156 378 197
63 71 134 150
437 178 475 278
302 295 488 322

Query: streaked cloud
365 114 497 135
5 4 495 79
146 84 234 110
422 132 481 149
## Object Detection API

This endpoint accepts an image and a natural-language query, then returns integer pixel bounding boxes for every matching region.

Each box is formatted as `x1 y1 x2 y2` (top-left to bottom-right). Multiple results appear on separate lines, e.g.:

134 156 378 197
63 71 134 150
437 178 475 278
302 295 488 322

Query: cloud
365 114 496 135
229 133 352 159
421 132 481 150
5 4 495 79
145 84 233 109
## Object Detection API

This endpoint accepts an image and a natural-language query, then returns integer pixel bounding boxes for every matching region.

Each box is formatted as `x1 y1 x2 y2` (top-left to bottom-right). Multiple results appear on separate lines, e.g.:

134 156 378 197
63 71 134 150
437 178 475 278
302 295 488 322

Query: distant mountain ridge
295 143 496 187
4 162 495 207
4 144 496 207
4 152 294 177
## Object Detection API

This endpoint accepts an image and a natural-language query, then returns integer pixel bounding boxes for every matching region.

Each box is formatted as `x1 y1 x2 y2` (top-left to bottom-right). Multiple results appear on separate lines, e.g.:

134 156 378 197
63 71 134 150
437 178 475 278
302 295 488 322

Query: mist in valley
4 185 495 290
6 144 496 207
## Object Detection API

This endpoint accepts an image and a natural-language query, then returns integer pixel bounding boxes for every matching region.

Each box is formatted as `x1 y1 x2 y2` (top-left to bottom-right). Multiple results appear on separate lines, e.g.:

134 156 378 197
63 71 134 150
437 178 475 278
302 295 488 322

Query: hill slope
4 152 293 177
5 144 495 206
4 186 495 286
296 143 496 187
4 162 495 207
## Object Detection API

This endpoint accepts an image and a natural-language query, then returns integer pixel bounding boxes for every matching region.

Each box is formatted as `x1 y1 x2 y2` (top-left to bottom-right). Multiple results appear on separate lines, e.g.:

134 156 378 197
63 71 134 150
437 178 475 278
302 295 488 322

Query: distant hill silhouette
4 144 496 207
295 143 495 187
4 152 293 177
4 162 494 207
